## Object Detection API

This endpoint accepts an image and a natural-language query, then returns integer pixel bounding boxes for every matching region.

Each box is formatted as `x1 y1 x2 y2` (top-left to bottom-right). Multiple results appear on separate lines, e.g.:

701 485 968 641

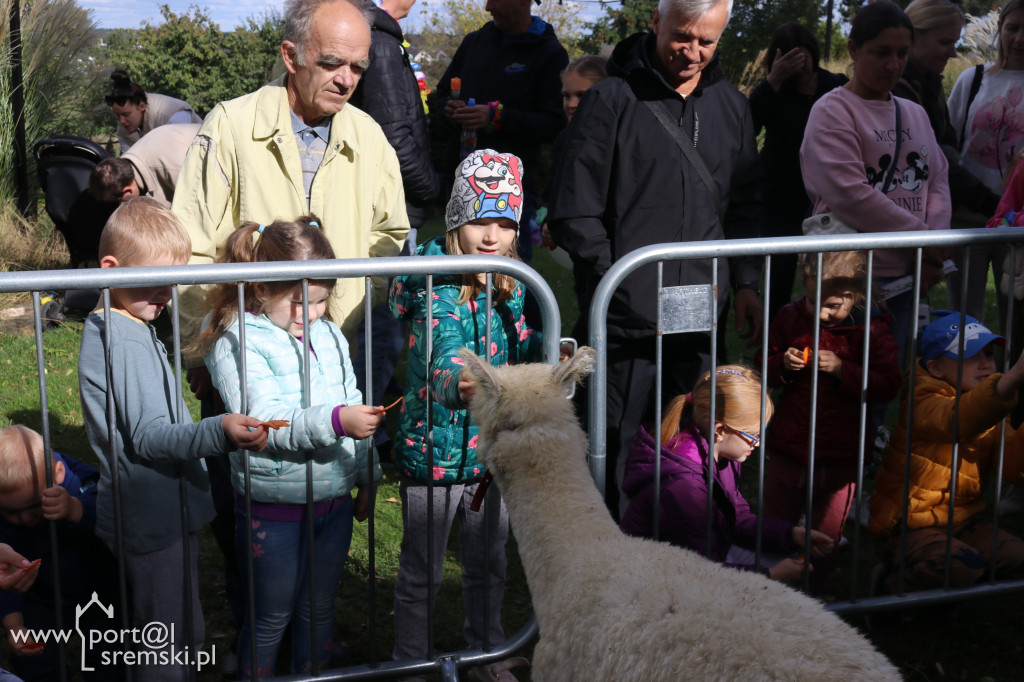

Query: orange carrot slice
260 420 290 430
384 397 404 412
21 641 44 653
801 347 811 364
21 558 41 573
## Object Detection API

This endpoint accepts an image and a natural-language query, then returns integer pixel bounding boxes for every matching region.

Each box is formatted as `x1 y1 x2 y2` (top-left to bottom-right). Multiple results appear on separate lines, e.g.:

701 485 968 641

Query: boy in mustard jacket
869 312 1024 592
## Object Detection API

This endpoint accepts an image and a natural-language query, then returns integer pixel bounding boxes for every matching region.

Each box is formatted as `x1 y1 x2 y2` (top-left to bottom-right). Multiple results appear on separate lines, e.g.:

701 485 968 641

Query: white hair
657 0 733 22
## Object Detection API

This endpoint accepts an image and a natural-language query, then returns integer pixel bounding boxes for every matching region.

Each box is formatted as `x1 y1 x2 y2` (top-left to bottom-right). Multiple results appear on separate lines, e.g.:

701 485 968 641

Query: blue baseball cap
920 311 1004 362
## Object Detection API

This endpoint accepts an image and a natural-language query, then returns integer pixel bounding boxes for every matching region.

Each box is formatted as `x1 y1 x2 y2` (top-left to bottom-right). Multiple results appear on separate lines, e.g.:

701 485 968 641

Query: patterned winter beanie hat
445 149 525 231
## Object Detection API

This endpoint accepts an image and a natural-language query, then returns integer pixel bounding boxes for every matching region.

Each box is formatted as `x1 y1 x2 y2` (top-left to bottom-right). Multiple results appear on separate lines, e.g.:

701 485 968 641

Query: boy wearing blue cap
868 312 1024 592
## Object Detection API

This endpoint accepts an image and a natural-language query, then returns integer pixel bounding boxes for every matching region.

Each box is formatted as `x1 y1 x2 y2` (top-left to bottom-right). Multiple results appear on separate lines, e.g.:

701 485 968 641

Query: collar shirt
290 109 332 208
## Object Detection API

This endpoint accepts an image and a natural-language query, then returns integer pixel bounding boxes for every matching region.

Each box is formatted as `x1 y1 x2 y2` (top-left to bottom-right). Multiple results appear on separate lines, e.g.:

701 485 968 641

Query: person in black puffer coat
349 0 441 462
350 0 440 236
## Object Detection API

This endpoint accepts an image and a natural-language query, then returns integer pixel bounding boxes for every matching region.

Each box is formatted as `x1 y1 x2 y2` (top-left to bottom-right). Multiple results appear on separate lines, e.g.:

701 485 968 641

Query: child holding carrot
762 250 902 592
389 150 545 681
199 216 383 679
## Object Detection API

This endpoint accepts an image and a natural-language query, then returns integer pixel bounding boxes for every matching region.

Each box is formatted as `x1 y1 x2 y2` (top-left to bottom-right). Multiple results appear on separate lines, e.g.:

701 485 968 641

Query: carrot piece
21 558 41 573
802 347 811 364
384 396 404 412
260 420 290 430
21 642 45 653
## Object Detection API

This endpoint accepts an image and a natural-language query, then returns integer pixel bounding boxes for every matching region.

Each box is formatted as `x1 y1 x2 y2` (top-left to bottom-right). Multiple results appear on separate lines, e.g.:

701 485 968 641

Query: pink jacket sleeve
988 162 1024 227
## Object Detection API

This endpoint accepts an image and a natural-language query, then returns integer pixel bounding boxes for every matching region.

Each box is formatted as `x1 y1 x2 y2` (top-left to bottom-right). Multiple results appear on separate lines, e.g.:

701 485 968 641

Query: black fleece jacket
350 6 440 228
548 32 762 339
749 68 848 217
435 17 568 196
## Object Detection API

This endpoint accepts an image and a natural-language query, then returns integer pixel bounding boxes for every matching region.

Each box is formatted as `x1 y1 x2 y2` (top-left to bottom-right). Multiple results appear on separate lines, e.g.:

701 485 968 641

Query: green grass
2 225 1024 680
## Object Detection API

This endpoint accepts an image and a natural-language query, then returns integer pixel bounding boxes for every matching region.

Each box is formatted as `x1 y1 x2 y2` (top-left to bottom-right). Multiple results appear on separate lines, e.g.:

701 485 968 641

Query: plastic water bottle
459 97 477 160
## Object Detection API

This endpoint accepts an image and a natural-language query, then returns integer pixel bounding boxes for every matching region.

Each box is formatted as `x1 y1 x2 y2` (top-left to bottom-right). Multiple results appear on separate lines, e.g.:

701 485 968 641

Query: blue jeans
234 496 354 678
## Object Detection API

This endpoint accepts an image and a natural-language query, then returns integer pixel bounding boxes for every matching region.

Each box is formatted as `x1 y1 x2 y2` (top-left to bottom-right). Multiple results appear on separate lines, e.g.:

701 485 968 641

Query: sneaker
998 483 1024 515
873 425 890 455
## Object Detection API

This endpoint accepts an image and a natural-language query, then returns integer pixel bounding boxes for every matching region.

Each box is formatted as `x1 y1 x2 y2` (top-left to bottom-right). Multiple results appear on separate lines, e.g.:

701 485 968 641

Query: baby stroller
34 135 115 267
33 136 116 317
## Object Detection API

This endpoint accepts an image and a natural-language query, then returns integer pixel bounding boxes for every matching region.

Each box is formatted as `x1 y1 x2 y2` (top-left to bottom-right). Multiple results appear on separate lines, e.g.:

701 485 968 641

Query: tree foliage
412 0 590 88
583 0 655 52
1 0 102 204
105 4 283 117
722 0 824 82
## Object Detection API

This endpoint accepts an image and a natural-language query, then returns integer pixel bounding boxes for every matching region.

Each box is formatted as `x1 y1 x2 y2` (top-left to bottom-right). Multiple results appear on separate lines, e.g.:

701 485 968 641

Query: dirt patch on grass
1 204 74 335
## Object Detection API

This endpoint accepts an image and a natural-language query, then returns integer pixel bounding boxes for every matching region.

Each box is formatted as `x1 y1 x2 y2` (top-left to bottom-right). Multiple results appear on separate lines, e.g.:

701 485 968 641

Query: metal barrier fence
588 227 1024 617
0 255 562 681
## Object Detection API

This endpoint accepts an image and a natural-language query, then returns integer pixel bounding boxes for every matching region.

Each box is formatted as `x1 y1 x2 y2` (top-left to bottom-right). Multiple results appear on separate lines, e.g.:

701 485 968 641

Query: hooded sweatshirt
435 17 568 197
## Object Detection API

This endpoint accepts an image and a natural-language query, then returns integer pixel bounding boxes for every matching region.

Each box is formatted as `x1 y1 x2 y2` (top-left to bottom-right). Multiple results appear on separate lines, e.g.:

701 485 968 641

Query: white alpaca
459 347 900 682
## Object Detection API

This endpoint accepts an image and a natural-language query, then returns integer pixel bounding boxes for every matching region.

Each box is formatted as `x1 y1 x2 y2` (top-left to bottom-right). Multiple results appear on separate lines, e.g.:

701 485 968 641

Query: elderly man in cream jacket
172 0 409 363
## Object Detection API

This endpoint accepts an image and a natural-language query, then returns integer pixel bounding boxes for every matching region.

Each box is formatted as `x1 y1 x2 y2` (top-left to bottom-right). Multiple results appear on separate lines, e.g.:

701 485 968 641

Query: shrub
0 0 102 206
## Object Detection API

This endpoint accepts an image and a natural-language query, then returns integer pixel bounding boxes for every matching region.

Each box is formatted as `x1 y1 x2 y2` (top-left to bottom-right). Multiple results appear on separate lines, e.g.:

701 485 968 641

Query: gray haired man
548 0 764 518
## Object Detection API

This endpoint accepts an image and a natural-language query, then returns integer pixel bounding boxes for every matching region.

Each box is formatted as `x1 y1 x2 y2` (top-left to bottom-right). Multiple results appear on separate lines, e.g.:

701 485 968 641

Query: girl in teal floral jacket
389 150 542 671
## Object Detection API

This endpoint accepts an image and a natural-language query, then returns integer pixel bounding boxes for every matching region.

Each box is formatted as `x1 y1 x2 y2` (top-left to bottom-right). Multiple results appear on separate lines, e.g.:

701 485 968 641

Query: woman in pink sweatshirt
800 1 951 370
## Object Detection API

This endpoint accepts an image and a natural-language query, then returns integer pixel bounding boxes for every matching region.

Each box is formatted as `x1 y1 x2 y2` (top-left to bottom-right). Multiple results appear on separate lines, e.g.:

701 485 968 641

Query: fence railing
0 255 561 682
588 227 1024 616
6 228 1024 678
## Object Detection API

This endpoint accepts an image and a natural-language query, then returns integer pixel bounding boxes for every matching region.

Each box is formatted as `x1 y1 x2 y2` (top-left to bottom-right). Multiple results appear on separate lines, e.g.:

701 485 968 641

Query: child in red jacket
762 250 901 592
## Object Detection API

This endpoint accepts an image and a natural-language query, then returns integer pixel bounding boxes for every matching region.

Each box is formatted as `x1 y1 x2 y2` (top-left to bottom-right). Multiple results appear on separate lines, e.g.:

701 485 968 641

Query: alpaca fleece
459 347 900 682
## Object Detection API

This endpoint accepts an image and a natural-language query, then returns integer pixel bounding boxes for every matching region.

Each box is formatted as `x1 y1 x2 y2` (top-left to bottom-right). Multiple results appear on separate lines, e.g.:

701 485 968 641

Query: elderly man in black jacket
549 0 764 518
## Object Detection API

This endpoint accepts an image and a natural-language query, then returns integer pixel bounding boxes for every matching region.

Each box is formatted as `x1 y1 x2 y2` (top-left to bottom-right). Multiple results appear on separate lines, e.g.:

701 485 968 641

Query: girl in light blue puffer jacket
199 216 384 679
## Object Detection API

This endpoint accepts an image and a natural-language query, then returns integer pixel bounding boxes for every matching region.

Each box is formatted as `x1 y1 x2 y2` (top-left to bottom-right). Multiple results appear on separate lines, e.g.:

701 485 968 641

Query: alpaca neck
493 425 619 609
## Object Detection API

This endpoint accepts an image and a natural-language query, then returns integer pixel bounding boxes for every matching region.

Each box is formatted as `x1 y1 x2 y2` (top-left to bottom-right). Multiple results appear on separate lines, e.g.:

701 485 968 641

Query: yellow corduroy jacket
868 364 1024 537
172 77 409 348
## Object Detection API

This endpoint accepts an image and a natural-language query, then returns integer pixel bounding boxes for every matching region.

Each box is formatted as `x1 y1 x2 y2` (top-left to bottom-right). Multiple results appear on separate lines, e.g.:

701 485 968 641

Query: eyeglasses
725 425 760 448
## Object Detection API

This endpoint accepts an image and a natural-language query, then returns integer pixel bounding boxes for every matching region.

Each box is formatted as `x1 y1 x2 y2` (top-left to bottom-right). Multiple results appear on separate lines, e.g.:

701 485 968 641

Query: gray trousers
123 534 205 682
392 478 509 661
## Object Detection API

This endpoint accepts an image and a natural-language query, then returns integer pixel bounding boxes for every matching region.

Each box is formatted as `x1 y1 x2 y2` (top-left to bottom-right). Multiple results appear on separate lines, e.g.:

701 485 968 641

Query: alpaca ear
553 346 596 397
457 347 502 401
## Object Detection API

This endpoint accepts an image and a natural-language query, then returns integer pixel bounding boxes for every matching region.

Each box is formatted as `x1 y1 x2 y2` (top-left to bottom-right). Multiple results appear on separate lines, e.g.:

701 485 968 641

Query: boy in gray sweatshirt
78 197 267 680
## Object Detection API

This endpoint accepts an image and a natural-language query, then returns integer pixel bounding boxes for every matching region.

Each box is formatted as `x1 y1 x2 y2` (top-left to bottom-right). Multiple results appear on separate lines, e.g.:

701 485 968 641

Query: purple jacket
620 423 796 576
